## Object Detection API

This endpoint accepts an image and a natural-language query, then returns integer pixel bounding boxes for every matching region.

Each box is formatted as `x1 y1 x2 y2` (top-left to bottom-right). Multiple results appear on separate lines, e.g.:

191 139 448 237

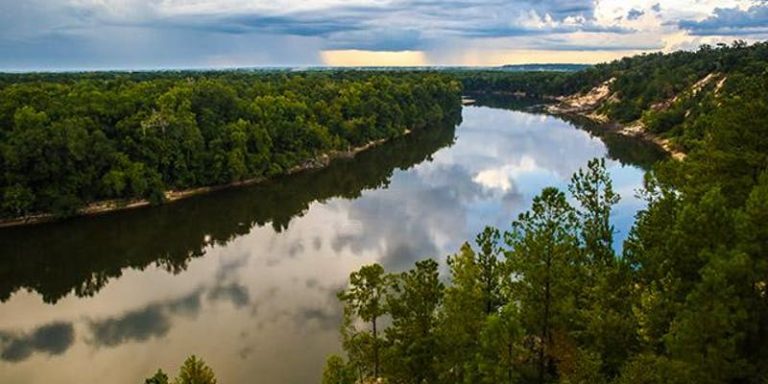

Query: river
0 100 666 383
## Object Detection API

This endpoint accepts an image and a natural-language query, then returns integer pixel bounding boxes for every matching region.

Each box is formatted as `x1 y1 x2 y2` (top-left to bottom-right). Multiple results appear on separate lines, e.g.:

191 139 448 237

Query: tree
322 355 355 384
145 370 170 384
337 264 388 379
615 354 699 384
476 304 523 384
569 158 619 266
173 355 217 384
1 184 34 217
476 226 504 314
570 158 636 377
437 242 486 383
505 187 579 384
0 72 462 219
145 355 217 384
385 259 443 383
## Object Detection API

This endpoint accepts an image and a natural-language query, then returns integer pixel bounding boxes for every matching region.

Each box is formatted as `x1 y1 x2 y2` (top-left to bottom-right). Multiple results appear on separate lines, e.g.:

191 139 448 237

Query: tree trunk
373 317 379 379
508 341 514 384
539 245 552 384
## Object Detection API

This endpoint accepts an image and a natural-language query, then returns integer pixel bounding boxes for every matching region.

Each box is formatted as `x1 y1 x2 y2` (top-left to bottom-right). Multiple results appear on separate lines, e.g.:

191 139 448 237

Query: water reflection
0 118 458 304
468 93 668 169
87 290 203 348
0 322 74 362
0 104 664 383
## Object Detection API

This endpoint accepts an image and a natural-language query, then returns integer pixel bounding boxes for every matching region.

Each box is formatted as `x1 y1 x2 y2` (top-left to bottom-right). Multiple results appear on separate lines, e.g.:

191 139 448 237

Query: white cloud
473 156 540 192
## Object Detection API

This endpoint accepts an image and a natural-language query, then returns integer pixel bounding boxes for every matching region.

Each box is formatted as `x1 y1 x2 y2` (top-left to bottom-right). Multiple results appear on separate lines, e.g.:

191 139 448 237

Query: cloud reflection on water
0 105 663 383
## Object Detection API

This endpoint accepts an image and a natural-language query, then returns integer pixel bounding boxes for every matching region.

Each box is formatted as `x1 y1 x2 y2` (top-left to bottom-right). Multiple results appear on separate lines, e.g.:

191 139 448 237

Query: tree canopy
0 71 461 219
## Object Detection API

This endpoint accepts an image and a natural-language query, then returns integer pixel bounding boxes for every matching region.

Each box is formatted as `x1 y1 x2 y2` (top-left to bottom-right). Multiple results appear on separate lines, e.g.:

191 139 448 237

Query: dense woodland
327 42 768 383
0 120 459 304
0 72 461 218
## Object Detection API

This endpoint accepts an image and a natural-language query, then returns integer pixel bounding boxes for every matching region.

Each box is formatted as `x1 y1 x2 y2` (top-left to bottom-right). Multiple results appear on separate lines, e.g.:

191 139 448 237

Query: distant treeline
456 70 589 97
0 72 461 218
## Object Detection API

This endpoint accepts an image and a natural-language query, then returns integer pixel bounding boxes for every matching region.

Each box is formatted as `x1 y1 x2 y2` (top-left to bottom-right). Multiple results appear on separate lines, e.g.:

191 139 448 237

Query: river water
0 101 665 383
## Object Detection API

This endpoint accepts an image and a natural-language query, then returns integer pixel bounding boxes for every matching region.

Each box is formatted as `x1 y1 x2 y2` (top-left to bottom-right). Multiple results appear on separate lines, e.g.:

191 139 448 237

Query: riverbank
548 104 686 161
0 131 409 228
545 79 686 161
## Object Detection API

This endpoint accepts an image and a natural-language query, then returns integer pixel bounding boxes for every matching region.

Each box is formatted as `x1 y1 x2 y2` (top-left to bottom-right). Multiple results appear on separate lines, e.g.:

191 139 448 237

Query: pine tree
337 264 388 379
505 187 579 383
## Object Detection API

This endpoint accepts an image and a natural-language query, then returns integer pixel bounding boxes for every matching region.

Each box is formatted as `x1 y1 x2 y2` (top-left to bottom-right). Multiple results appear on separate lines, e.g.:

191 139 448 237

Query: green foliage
614 354 699 384
322 355 355 384
174 355 217 384
0 71 461 219
331 159 639 384
329 91 768 382
145 370 170 384
144 356 217 384
437 242 487 383
456 70 592 97
338 263 389 379
385 259 443 383
505 187 580 383
476 226 504 314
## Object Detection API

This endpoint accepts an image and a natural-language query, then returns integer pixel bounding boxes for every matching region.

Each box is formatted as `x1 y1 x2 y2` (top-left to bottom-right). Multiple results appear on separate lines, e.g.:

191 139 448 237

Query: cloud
208 283 251 308
87 290 202 348
296 306 343 331
0 322 75 363
0 1 761 73
0 0 650 69
331 163 486 271
679 4 768 36
627 9 645 20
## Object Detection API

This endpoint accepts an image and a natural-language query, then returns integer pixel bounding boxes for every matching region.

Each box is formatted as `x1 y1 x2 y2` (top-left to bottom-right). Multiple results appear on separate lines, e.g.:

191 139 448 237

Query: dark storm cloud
108 0 622 52
0 0 637 69
627 9 644 21
184 11 368 36
457 23 631 39
0 322 75 363
531 36 664 51
324 28 425 51
679 4 768 36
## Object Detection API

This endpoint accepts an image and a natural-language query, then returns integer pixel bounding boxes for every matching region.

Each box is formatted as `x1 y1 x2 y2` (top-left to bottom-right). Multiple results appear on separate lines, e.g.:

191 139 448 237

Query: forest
0 119 459 304
459 41 768 150
0 71 461 219
326 42 768 384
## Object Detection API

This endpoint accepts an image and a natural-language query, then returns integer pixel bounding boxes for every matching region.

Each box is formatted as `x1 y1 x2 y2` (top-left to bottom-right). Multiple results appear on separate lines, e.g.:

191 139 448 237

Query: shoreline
0 131 409 229
546 99 686 161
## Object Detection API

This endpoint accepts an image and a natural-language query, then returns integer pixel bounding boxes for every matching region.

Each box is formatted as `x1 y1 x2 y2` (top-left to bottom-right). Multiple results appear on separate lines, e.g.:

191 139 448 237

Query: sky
1 0 767 70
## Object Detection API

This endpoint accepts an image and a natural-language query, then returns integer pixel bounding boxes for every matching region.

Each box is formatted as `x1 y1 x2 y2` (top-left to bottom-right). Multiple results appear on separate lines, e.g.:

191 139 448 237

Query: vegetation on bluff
0 72 461 219
327 43 768 384
459 41 768 153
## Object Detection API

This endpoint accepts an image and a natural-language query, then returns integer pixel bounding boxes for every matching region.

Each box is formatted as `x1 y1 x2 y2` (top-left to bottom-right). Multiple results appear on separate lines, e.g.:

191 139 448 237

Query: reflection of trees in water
469 94 668 169
465 93 550 111
0 115 459 304
556 114 668 170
